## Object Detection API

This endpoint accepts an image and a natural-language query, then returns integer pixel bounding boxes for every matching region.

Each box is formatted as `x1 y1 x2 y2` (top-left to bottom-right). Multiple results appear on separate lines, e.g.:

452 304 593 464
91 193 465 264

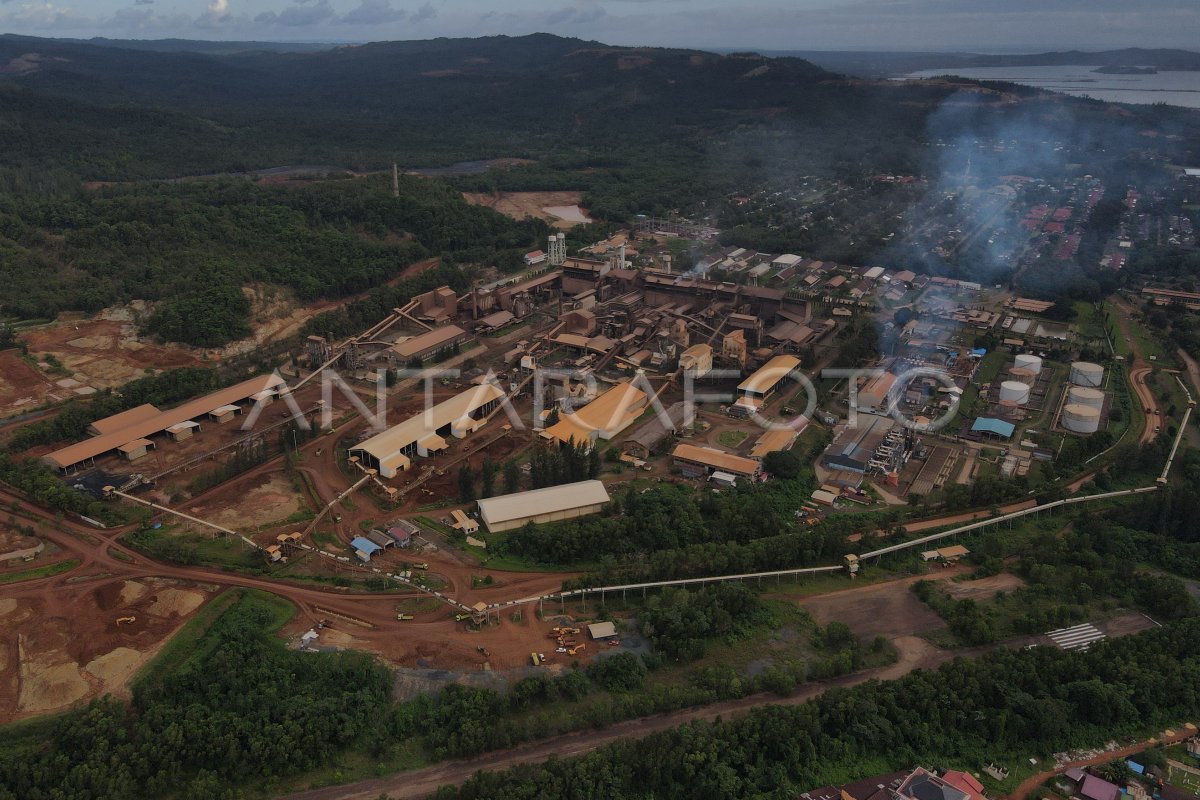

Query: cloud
547 2 607 26
255 0 335 27
340 0 406 25
411 1 436 23
134 0 155 5
206 0 227 14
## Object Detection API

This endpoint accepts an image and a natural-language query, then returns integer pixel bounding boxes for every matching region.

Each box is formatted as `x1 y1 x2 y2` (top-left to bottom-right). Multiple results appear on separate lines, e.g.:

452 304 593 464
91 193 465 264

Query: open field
462 191 590 228
21 314 202 390
797 569 963 640
0 350 58 417
0 576 219 724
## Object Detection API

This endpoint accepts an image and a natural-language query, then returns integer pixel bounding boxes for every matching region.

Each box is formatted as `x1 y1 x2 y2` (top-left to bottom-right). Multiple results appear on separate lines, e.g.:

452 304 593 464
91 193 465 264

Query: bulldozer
115 616 136 626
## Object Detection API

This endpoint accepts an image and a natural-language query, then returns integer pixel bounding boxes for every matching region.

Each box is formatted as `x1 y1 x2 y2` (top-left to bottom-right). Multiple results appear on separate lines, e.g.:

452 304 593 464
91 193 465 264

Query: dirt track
280 635 951 800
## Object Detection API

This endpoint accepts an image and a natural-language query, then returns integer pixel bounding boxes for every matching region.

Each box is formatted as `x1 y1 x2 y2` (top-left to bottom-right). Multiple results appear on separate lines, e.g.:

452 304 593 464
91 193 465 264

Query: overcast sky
2 0 1198 52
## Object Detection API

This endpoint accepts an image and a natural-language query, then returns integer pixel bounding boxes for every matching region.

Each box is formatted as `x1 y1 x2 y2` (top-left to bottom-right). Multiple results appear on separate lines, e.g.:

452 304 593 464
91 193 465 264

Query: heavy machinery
413 562 430 570
396 613 414 621
476 646 490 658
567 644 586 656
551 626 580 635
115 616 136 626
530 652 541 666
455 613 471 621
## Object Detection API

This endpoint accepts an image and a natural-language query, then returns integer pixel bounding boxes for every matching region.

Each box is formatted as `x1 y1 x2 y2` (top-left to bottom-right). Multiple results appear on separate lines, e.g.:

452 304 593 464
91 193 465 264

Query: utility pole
392 163 399 198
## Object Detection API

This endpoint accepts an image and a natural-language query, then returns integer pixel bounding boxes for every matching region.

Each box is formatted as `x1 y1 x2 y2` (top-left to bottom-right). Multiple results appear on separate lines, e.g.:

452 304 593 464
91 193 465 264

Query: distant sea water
903 65 1200 109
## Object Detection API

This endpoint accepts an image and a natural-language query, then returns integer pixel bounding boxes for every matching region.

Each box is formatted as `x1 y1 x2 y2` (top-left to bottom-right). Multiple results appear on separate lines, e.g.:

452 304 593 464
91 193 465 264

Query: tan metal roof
45 373 286 470
391 325 465 358
672 443 760 477
750 426 801 459
737 355 801 395
89 404 162 435
117 438 153 453
477 480 610 527
542 382 647 445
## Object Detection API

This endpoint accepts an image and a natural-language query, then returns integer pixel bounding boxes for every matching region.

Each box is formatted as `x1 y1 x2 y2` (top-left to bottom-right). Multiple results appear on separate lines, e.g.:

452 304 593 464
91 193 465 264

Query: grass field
0 558 79 585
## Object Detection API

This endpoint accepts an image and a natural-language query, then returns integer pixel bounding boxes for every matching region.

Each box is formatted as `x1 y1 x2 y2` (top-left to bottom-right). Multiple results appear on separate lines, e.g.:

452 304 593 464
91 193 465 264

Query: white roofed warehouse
477 480 611 533
737 355 801 403
348 383 506 478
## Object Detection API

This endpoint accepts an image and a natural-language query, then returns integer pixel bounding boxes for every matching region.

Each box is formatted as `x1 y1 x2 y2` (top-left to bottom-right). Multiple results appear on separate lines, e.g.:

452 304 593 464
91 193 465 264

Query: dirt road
1111 298 1160 445
280 637 950 800
1008 728 1196 800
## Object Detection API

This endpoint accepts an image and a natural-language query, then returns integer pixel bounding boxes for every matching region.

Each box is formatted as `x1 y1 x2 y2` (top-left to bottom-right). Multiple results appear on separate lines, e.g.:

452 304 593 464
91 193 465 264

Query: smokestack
392 163 399 198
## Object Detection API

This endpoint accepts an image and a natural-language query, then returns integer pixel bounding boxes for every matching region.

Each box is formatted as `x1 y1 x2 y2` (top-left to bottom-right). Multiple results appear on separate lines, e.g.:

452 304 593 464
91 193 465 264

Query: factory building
348 383 506 478
679 343 713 378
391 325 468 363
44 373 287 473
731 354 801 416
477 480 611 533
672 443 761 479
622 401 694 459
821 414 898 474
541 381 648 447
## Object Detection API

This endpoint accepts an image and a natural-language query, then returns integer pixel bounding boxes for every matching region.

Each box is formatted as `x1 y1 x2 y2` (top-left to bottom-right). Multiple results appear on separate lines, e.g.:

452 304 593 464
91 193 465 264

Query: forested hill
0 32 846 188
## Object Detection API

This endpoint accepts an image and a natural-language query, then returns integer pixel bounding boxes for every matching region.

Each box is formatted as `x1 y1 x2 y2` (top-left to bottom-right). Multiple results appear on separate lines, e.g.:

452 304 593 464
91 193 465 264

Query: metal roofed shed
972 417 1015 439
450 509 479 535
44 373 286 473
350 537 382 561
477 480 611 533
737 355 801 401
588 621 617 639
348 382 506 477
208 404 241 424
391 325 467 361
117 438 155 462
672 443 761 479
541 381 648 446
88 404 162 436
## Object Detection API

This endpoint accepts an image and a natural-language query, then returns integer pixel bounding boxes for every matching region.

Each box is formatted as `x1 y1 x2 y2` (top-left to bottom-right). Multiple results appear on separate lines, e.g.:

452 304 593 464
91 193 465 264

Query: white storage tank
1070 362 1105 387
1062 403 1101 434
1008 367 1036 386
1067 386 1105 409
1014 354 1043 376
999 381 1031 404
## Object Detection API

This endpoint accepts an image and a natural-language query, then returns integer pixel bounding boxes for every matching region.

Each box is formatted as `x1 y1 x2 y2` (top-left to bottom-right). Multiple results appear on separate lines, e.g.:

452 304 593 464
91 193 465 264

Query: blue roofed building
972 417 1015 439
350 537 382 562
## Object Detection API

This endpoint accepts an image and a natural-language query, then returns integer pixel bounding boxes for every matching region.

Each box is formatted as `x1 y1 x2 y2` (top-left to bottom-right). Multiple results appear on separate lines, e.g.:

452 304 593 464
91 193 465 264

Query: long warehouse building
44 373 287 473
477 480 611 532
348 382 506 478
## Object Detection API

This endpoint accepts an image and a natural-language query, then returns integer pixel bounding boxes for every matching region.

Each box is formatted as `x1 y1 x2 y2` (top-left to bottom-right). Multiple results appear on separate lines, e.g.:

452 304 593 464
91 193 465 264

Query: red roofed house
941 772 986 800
524 249 547 266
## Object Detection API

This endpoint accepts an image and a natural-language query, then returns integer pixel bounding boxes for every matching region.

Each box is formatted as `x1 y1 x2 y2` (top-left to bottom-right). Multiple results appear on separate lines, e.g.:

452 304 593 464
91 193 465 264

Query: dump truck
412 562 430 570
530 652 541 666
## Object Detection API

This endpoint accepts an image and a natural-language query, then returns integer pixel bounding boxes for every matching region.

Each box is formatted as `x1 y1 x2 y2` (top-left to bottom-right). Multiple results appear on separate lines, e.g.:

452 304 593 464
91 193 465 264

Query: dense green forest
436 618 1200 800
0 176 543 345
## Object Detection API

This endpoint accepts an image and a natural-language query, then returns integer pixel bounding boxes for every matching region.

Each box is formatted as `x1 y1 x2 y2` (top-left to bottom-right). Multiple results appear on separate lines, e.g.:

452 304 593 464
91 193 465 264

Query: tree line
436 617 1200 800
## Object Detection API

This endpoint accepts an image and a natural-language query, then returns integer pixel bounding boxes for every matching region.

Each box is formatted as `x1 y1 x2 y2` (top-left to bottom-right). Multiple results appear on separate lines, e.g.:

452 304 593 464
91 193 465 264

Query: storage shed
477 480 611 533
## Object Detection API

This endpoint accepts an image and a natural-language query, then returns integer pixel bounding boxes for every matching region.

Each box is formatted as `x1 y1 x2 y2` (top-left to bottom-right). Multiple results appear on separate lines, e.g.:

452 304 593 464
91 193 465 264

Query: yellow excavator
567 643 586 656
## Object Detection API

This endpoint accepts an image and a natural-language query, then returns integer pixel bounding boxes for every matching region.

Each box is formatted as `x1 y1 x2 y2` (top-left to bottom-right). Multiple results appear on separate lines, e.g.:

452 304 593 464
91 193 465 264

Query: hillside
0 33 927 190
